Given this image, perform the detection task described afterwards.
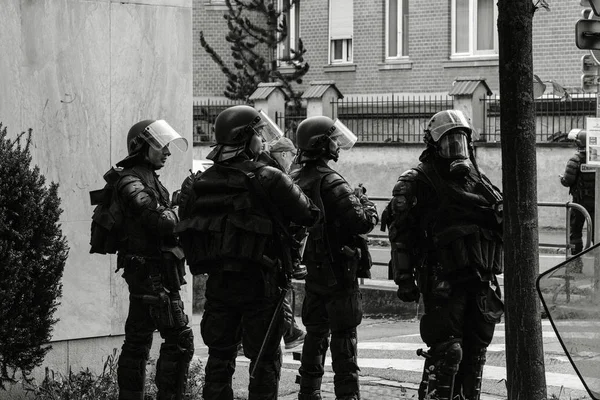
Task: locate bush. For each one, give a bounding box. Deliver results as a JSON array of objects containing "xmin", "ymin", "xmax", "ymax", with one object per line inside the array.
[
  {"xmin": 0, "ymin": 125, "xmax": 69, "ymax": 388},
  {"xmin": 24, "ymin": 349, "xmax": 204, "ymax": 400}
]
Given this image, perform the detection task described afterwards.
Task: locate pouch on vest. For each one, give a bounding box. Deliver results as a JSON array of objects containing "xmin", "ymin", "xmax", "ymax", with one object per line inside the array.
[
  {"xmin": 178, "ymin": 213, "xmax": 273, "ymax": 275},
  {"xmin": 434, "ymin": 224, "xmax": 503, "ymax": 276},
  {"xmin": 89, "ymin": 167, "xmax": 124, "ymax": 254}
]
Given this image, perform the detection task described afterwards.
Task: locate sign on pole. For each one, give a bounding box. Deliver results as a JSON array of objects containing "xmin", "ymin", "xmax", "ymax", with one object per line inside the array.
[{"xmin": 586, "ymin": 117, "xmax": 600, "ymax": 166}]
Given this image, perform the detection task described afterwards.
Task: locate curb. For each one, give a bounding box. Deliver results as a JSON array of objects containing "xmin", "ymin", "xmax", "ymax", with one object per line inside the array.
[{"xmin": 290, "ymin": 280, "xmax": 424, "ymax": 318}]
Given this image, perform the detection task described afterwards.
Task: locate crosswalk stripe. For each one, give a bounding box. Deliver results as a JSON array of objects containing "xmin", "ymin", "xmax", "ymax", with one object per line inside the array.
[
  {"xmin": 276, "ymin": 356, "xmax": 588, "ymax": 391},
  {"xmin": 357, "ymin": 342, "xmax": 506, "ymax": 352}
]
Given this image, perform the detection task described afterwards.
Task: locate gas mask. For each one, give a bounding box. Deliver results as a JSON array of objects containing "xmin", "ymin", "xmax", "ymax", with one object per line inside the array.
[{"xmin": 437, "ymin": 131, "xmax": 471, "ymax": 176}]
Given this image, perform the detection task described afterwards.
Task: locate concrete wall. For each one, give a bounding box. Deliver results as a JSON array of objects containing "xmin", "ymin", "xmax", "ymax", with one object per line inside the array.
[
  {"xmin": 194, "ymin": 142, "xmax": 576, "ymax": 230},
  {"xmin": 0, "ymin": 0, "xmax": 192, "ymax": 382}
]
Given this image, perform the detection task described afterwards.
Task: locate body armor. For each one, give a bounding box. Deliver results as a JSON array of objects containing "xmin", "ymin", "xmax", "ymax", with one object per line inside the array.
[
  {"xmin": 292, "ymin": 161, "xmax": 377, "ymax": 287},
  {"xmin": 292, "ymin": 160, "xmax": 376, "ymax": 400},
  {"xmin": 560, "ymin": 151, "xmax": 596, "ymax": 255},
  {"xmin": 386, "ymin": 157, "xmax": 503, "ymax": 400},
  {"xmin": 176, "ymin": 159, "xmax": 316, "ymax": 276},
  {"xmin": 561, "ymin": 152, "xmax": 595, "ymax": 206},
  {"xmin": 115, "ymin": 164, "xmax": 192, "ymax": 400}
]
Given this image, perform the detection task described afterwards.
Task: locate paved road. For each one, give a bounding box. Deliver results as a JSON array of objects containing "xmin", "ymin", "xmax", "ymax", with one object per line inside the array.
[{"xmin": 191, "ymin": 315, "xmax": 595, "ymax": 400}]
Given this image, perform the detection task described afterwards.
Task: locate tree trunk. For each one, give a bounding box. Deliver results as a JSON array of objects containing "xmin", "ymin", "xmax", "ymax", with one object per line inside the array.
[{"xmin": 497, "ymin": 1, "xmax": 548, "ymax": 399}]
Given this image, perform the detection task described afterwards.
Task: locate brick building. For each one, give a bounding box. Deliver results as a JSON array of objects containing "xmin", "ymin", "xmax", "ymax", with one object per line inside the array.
[{"xmin": 194, "ymin": 0, "xmax": 586, "ymax": 99}]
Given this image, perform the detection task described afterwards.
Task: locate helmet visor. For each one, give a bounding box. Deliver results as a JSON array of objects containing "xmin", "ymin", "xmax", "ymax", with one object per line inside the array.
[
  {"xmin": 254, "ymin": 110, "xmax": 284, "ymax": 143},
  {"xmin": 438, "ymin": 131, "xmax": 469, "ymax": 159},
  {"xmin": 330, "ymin": 119, "xmax": 357, "ymax": 150},
  {"xmin": 140, "ymin": 120, "xmax": 188, "ymax": 152}
]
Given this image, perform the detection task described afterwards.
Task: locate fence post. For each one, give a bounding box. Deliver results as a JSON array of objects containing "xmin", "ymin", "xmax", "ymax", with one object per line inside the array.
[
  {"xmin": 302, "ymin": 81, "xmax": 344, "ymax": 119},
  {"xmin": 448, "ymin": 77, "xmax": 493, "ymax": 141},
  {"xmin": 249, "ymin": 82, "xmax": 289, "ymax": 129}
]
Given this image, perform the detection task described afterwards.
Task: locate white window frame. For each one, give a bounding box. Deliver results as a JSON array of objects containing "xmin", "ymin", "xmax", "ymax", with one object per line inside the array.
[
  {"xmin": 385, "ymin": 0, "xmax": 408, "ymax": 59},
  {"xmin": 330, "ymin": 39, "xmax": 353, "ymax": 64},
  {"xmin": 451, "ymin": 0, "xmax": 498, "ymax": 58},
  {"xmin": 277, "ymin": 0, "xmax": 299, "ymax": 64},
  {"xmin": 329, "ymin": 0, "xmax": 353, "ymax": 64}
]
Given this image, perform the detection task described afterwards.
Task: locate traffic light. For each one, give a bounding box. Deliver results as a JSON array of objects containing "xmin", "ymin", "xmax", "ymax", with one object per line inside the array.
[
  {"xmin": 576, "ymin": 19, "xmax": 600, "ymax": 50},
  {"xmin": 582, "ymin": 54, "xmax": 600, "ymax": 73},
  {"xmin": 582, "ymin": 74, "xmax": 600, "ymax": 92}
]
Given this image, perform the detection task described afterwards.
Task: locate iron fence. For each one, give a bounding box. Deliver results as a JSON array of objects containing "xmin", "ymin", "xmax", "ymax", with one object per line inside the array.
[
  {"xmin": 193, "ymin": 99, "xmax": 246, "ymax": 144},
  {"xmin": 331, "ymin": 95, "xmax": 455, "ymax": 143},
  {"xmin": 275, "ymin": 105, "xmax": 306, "ymax": 144},
  {"xmin": 480, "ymin": 94, "xmax": 596, "ymax": 143}
]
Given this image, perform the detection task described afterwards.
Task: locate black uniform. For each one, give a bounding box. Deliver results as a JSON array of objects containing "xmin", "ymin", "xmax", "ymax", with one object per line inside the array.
[
  {"xmin": 176, "ymin": 155, "xmax": 318, "ymax": 400},
  {"xmin": 292, "ymin": 159, "xmax": 378, "ymax": 400},
  {"xmin": 560, "ymin": 150, "xmax": 595, "ymax": 255},
  {"xmin": 116, "ymin": 163, "xmax": 193, "ymax": 400},
  {"xmin": 385, "ymin": 156, "xmax": 504, "ymax": 400}
]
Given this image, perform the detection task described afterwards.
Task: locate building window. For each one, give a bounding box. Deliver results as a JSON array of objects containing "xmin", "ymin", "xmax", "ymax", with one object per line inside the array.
[
  {"xmin": 329, "ymin": 0, "xmax": 353, "ymax": 64},
  {"xmin": 386, "ymin": 0, "xmax": 409, "ymax": 59},
  {"xmin": 278, "ymin": 0, "xmax": 300, "ymax": 62},
  {"xmin": 452, "ymin": 0, "xmax": 497, "ymax": 57}
]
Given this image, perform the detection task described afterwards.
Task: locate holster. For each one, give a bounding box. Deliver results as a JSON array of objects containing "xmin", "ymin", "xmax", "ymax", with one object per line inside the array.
[{"xmin": 340, "ymin": 245, "xmax": 360, "ymax": 283}]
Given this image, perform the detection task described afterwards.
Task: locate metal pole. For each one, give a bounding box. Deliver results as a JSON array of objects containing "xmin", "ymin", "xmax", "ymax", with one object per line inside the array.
[{"xmin": 594, "ymin": 84, "xmax": 600, "ymax": 300}]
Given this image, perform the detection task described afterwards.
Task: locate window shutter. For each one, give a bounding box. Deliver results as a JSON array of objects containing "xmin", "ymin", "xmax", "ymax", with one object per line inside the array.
[{"xmin": 329, "ymin": 0, "xmax": 353, "ymax": 39}]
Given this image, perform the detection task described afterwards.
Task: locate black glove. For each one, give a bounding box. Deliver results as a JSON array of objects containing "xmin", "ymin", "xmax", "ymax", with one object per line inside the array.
[{"xmin": 396, "ymin": 278, "xmax": 420, "ymax": 303}]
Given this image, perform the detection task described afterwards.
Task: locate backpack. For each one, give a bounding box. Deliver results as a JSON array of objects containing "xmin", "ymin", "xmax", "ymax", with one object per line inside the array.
[{"xmin": 89, "ymin": 167, "xmax": 125, "ymax": 254}]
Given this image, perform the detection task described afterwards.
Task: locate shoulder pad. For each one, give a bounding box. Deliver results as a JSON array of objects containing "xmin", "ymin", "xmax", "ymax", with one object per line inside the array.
[
  {"xmin": 323, "ymin": 172, "xmax": 353, "ymax": 199},
  {"xmin": 397, "ymin": 169, "xmax": 419, "ymax": 182},
  {"xmin": 118, "ymin": 175, "xmax": 155, "ymax": 209},
  {"xmin": 118, "ymin": 175, "xmax": 144, "ymax": 194},
  {"xmin": 256, "ymin": 165, "xmax": 288, "ymax": 185}
]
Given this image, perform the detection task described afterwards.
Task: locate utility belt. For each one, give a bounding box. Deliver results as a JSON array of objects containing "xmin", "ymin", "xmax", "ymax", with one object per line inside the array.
[
  {"xmin": 118, "ymin": 249, "xmax": 186, "ymax": 290},
  {"xmin": 305, "ymin": 243, "xmax": 367, "ymax": 288},
  {"xmin": 430, "ymin": 224, "xmax": 503, "ymax": 278},
  {"xmin": 121, "ymin": 253, "xmax": 189, "ymax": 330}
]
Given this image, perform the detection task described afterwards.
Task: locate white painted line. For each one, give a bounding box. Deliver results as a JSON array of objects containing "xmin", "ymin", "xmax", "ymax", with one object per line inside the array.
[
  {"xmin": 357, "ymin": 342, "xmax": 506, "ymax": 353},
  {"xmin": 277, "ymin": 356, "xmax": 587, "ymax": 391}
]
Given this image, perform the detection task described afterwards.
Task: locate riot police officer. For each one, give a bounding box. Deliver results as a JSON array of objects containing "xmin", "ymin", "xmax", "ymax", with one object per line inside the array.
[
  {"xmin": 560, "ymin": 129, "xmax": 595, "ymax": 259},
  {"xmin": 176, "ymin": 105, "xmax": 319, "ymax": 400},
  {"xmin": 382, "ymin": 110, "xmax": 504, "ymax": 400},
  {"xmin": 291, "ymin": 116, "xmax": 378, "ymax": 400},
  {"xmin": 114, "ymin": 120, "xmax": 193, "ymax": 400},
  {"xmin": 258, "ymin": 136, "xmax": 307, "ymax": 350}
]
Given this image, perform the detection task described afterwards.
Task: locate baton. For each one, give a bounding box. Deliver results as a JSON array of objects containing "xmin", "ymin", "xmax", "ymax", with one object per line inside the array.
[{"xmin": 250, "ymin": 286, "xmax": 289, "ymax": 379}]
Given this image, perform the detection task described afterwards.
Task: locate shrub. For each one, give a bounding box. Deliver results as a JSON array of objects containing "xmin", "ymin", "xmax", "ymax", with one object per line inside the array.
[
  {"xmin": 24, "ymin": 349, "xmax": 204, "ymax": 399},
  {"xmin": 0, "ymin": 125, "xmax": 69, "ymax": 388}
]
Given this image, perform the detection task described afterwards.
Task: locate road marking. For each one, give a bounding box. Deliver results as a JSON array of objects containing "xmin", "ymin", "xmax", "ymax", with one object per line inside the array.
[{"xmin": 276, "ymin": 356, "xmax": 587, "ymax": 391}]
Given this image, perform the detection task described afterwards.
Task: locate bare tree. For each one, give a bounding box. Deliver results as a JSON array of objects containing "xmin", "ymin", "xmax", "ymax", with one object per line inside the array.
[
  {"xmin": 200, "ymin": 0, "xmax": 309, "ymax": 103},
  {"xmin": 497, "ymin": 0, "xmax": 549, "ymax": 398}
]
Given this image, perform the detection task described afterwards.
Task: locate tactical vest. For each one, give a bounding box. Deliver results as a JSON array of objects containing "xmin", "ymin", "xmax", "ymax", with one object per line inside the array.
[
  {"xmin": 573, "ymin": 153, "xmax": 595, "ymax": 207},
  {"xmin": 415, "ymin": 163, "xmax": 504, "ymax": 278},
  {"xmin": 176, "ymin": 161, "xmax": 276, "ymax": 275},
  {"xmin": 293, "ymin": 164, "xmax": 351, "ymax": 287}
]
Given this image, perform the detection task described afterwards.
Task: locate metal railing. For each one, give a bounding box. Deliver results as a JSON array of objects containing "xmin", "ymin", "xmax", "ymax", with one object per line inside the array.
[
  {"xmin": 331, "ymin": 95, "xmax": 454, "ymax": 143},
  {"xmin": 480, "ymin": 94, "xmax": 596, "ymax": 143},
  {"xmin": 366, "ymin": 198, "xmax": 593, "ymax": 272},
  {"xmin": 275, "ymin": 106, "xmax": 306, "ymax": 143},
  {"xmin": 193, "ymin": 99, "xmax": 246, "ymax": 144}
]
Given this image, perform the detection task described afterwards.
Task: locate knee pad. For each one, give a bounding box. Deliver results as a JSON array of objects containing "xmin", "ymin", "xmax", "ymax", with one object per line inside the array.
[
  {"xmin": 176, "ymin": 327, "xmax": 195, "ymax": 362},
  {"xmin": 430, "ymin": 338, "xmax": 463, "ymax": 376},
  {"xmin": 330, "ymin": 329, "xmax": 358, "ymax": 373},
  {"xmin": 117, "ymin": 352, "xmax": 147, "ymax": 393},
  {"xmin": 418, "ymin": 339, "xmax": 462, "ymax": 400}
]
